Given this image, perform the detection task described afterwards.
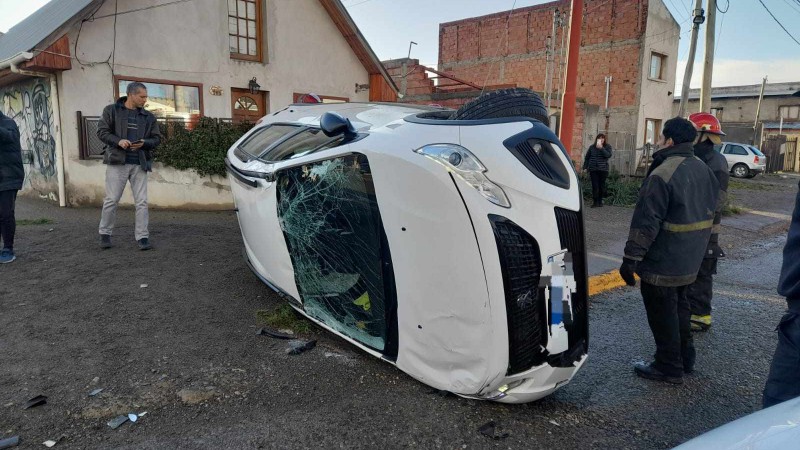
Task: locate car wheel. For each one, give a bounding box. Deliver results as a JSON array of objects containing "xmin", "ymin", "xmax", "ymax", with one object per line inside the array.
[
  {"xmin": 732, "ymin": 164, "xmax": 749, "ymax": 178},
  {"xmin": 449, "ymin": 88, "xmax": 549, "ymax": 126}
]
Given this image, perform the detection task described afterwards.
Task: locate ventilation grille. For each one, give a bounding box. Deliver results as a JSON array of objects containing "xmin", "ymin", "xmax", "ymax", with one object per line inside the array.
[{"xmin": 490, "ymin": 215, "xmax": 548, "ymax": 374}]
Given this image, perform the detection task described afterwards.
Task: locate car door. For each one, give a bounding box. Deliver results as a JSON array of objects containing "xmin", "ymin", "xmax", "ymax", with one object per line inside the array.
[{"xmin": 722, "ymin": 144, "xmax": 748, "ymax": 169}]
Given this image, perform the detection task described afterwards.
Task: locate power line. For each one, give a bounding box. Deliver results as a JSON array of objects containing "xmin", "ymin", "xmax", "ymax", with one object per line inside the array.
[
  {"xmin": 91, "ymin": 0, "xmax": 194, "ymax": 20},
  {"xmin": 716, "ymin": 0, "xmax": 730, "ymax": 13},
  {"xmin": 781, "ymin": 0, "xmax": 800, "ymax": 15},
  {"xmin": 758, "ymin": 0, "xmax": 800, "ymax": 46}
]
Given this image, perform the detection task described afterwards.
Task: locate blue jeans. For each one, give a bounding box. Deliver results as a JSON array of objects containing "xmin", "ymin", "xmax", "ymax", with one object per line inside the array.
[{"xmin": 763, "ymin": 310, "xmax": 800, "ymax": 408}]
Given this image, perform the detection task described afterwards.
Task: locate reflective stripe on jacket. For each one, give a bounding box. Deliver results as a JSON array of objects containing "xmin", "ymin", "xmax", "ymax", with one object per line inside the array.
[{"xmin": 624, "ymin": 142, "xmax": 719, "ymax": 286}]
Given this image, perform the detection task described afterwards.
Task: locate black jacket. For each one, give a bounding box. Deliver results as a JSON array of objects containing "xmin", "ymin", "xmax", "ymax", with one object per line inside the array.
[
  {"xmin": 624, "ymin": 142, "xmax": 719, "ymax": 286},
  {"xmin": 780, "ymin": 181, "xmax": 800, "ymax": 311},
  {"xmin": 583, "ymin": 144, "xmax": 612, "ymax": 172},
  {"xmin": 97, "ymin": 97, "xmax": 162, "ymax": 170},
  {"xmin": 0, "ymin": 111, "xmax": 24, "ymax": 192},
  {"xmin": 694, "ymin": 140, "xmax": 730, "ymax": 258}
]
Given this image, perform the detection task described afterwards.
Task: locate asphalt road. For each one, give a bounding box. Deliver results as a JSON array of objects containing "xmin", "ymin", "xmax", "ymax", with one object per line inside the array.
[{"xmin": 0, "ymin": 189, "xmax": 792, "ymax": 449}]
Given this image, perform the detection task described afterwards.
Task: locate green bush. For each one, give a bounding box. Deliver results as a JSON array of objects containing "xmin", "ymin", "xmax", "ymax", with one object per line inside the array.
[
  {"xmin": 155, "ymin": 117, "xmax": 254, "ymax": 177},
  {"xmin": 580, "ymin": 171, "xmax": 641, "ymax": 207}
]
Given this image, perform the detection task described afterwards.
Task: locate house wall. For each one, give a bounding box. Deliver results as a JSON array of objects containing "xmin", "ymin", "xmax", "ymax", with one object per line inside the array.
[
  {"xmin": 0, "ymin": 77, "xmax": 59, "ymax": 199},
  {"xmin": 423, "ymin": 0, "xmax": 678, "ymax": 156},
  {"xmin": 673, "ymin": 96, "xmax": 800, "ymax": 123},
  {"xmin": 53, "ymin": 0, "xmax": 370, "ymax": 208},
  {"xmin": 636, "ymin": 0, "xmax": 679, "ymax": 147}
]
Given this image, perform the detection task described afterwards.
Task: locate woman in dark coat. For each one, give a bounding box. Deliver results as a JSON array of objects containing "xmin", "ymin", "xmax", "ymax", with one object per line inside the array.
[
  {"xmin": 583, "ymin": 133, "xmax": 613, "ymax": 207},
  {"xmin": 0, "ymin": 110, "xmax": 24, "ymax": 263}
]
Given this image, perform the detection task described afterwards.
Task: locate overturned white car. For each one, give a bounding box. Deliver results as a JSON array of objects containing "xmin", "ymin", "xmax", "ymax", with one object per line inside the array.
[{"xmin": 226, "ymin": 89, "xmax": 588, "ymax": 403}]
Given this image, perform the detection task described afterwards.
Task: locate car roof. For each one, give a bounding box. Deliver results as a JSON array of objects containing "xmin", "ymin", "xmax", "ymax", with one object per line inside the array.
[{"xmin": 261, "ymin": 102, "xmax": 451, "ymax": 131}]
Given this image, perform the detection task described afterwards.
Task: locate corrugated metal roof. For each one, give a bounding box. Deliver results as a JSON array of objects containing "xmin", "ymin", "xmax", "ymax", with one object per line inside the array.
[
  {"xmin": 764, "ymin": 122, "xmax": 800, "ymax": 130},
  {"xmin": 674, "ymin": 82, "xmax": 800, "ymax": 101},
  {"xmin": 0, "ymin": 0, "xmax": 95, "ymax": 62}
]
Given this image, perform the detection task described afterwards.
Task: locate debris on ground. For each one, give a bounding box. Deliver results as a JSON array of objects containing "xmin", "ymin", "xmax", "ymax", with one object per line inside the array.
[
  {"xmin": 42, "ymin": 436, "xmax": 64, "ymax": 448},
  {"xmin": 91, "ymin": 377, "xmax": 100, "ymax": 385},
  {"xmin": 88, "ymin": 388, "xmax": 103, "ymax": 397},
  {"xmin": 0, "ymin": 436, "xmax": 20, "ymax": 449},
  {"xmin": 140, "ymin": 284, "xmax": 148, "ymax": 288},
  {"xmin": 285, "ymin": 339, "xmax": 316, "ymax": 355},
  {"xmin": 478, "ymin": 421, "xmax": 509, "ymax": 440},
  {"xmin": 107, "ymin": 415, "xmax": 129, "ymax": 429},
  {"xmin": 22, "ymin": 395, "xmax": 47, "ymax": 409},
  {"xmin": 128, "ymin": 413, "xmax": 138, "ymax": 423},
  {"xmin": 256, "ymin": 326, "xmax": 294, "ymax": 339},
  {"xmin": 549, "ymin": 420, "xmax": 560, "ymax": 427}
]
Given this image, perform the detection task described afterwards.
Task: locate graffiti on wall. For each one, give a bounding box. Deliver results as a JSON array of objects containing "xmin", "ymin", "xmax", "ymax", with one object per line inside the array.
[{"xmin": 0, "ymin": 78, "xmax": 57, "ymax": 186}]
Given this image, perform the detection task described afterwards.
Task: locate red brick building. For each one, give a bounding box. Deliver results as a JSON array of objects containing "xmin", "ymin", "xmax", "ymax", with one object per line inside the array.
[{"xmin": 385, "ymin": 0, "xmax": 679, "ymax": 163}]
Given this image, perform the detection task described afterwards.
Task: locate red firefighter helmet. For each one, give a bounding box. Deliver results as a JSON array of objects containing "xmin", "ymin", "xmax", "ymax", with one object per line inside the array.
[{"xmin": 688, "ymin": 112, "xmax": 726, "ymax": 136}]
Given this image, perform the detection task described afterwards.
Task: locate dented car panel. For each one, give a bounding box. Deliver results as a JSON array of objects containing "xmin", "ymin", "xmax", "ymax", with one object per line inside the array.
[{"xmin": 226, "ymin": 102, "xmax": 588, "ymax": 403}]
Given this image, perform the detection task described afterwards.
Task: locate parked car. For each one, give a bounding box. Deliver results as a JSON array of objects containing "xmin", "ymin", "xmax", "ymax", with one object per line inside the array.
[
  {"xmin": 225, "ymin": 89, "xmax": 588, "ymax": 403},
  {"xmin": 674, "ymin": 396, "xmax": 800, "ymax": 449},
  {"xmin": 715, "ymin": 142, "xmax": 767, "ymax": 178}
]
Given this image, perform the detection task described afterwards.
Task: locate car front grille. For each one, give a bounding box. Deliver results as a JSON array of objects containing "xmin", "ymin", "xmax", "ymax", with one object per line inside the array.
[
  {"xmin": 553, "ymin": 207, "xmax": 588, "ymax": 359},
  {"xmin": 489, "ymin": 215, "xmax": 548, "ymax": 375}
]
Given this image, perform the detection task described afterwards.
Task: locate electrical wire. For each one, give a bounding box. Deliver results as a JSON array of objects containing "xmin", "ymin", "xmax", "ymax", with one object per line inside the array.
[
  {"xmin": 758, "ymin": 0, "xmax": 800, "ymax": 46},
  {"xmin": 111, "ymin": 0, "xmax": 118, "ymax": 76},
  {"xmin": 479, "ymin": 0, "xmax": 518, "ymax": 96},
  {"xmin": 781, "ymin": 0, "xmax": 800, "ymax": 15},
  {"xmin": 90, "ymin": 0, "xmax": 195, "ymax": 20},
  {"xmin": 716, "ymin": 0, "xmax": 730, "ymax": 13}
]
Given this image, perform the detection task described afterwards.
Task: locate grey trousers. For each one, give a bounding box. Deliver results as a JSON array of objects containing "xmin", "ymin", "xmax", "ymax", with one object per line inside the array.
[{"xmin": 99, "ymin": 164, "xmax": 149, "ymax": 240}]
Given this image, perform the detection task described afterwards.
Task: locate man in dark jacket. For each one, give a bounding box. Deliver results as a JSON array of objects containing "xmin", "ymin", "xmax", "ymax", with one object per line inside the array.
[
  {"xmin": 619, "ymin": 117, "xmax": 719, "ymax": 384},
  {"xmin": 97, "ymin": 82, "xmax": 161, "ymax": 250},
  {"xmin": 763, "ymin": 181, "xmax": 800, "ymax": 408},
  {"xmin": 0, "ymin": 110, "xmax": 24, "ymax": 264},
  {"xmin": 687, "ymin": 113, "xmax": 730, "ymax": 331}
]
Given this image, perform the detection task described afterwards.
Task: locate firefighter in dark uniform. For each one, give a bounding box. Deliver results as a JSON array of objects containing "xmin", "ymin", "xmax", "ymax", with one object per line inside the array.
[
  {"xmin": 686, "ymin": 113, "xmax": 730, "ymax": 332},
  {"xmin": 763, "ymin": 181, "xmax": 800, "ymax": 407},
  {"xmin": 619, "ymin": 117, "xmax": 719, "ymax": 384}
]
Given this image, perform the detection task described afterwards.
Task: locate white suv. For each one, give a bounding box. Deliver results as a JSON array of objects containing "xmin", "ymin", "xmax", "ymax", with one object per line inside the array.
[
  {"xmin": 715, "ymin": 142, "xmax": 767, "ymax": 178},
  {"xmin": 225, "ymin": 89, "xmax": 588, "ymax": 403}
]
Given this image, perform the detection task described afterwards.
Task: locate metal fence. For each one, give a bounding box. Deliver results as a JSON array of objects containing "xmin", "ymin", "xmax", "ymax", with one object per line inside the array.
[{"xmin": 78, "ymin": 112, "xmax": 231, "ymax": 160}]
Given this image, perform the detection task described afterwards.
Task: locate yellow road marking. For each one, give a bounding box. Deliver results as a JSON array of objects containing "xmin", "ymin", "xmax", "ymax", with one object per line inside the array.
[{"xmin": 588, "ymin": 270, "xmax": 638, "ymax": 296}]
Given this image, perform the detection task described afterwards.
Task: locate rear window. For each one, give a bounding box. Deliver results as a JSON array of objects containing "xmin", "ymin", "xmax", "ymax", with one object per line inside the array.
[
  {"xmin": 237, "ymin": 124, "xmax": 299, "ymax": 159},
  {"xmin": 750, "ymin": 147, "xmax": 765, "ymax": 157}
]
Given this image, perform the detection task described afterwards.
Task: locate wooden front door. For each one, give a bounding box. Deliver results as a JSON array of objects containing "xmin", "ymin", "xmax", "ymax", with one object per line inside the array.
[{"xmin": 231, "ymin": 88, "xmax": 268, "ymax": 123}]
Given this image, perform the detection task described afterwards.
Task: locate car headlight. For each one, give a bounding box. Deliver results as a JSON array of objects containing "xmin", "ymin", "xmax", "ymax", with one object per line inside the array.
[{"xmin": 414, "ymin": 144, "xmax": 511, "ymax": 208}]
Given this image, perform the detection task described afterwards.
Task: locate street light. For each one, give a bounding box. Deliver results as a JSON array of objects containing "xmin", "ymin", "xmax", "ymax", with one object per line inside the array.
[{"xmin": 248, "ymin": 77, "xmax": 260, "ymax": 94}]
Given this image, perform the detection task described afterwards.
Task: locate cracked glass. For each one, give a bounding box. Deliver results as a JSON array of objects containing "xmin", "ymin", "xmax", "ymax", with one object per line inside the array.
[{"xmin": 276, "ymin": 154, "xmax": 391, "ymax": 350}]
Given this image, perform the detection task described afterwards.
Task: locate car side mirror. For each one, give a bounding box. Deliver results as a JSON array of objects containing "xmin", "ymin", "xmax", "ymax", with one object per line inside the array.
[{"xmin": 320, "ymin": 112, "xmax": 358, "ymax": 141}]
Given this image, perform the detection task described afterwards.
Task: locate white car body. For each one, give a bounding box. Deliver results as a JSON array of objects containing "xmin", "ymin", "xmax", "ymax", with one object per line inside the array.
[
  {"xmin": 675, "ymin": 397, "xmax": 800, "ymax": 449},
  {"xmin": 225, "ymin": 102, "xmax": 588, "ymax": 403},
  {"xmin": 716, "ymin": 142, "xmax": 767, "ymax": 178}
]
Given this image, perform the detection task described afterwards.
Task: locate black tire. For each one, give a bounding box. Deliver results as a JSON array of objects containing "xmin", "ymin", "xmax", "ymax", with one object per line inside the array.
[
  {"xmin": 732, "ymin": 163, "xmax": 749, "ymax": 178},
  {"xmin": 450, "ymin": 88, "xmax": 549, "ymax": 126}
]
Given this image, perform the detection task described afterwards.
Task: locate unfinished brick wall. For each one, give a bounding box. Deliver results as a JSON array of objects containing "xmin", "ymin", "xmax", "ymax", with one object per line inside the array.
[{"xmin": 438, "ymin": 0, "xmax": 648, "ymax": 109}]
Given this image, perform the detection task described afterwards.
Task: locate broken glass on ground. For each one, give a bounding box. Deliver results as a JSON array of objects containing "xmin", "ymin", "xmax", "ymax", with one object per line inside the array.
[
  {"xmin": 478, "ymin": 421, "xmax": 510, "ymax": 440},
  {"xmin": 0, "ymin": 436, "xmax": 19, "ymax": 449},
  {"xmin": 22, "ymin": 395, "xmax": 46, "ymax": 409},
  {"xmin": 276, "ymin": 154, "xmax": 393, "ymax": 351},
  {"xmin": 286, "ymin": 339, "xmax": 316, "ymax": 355},
  {"xmin": 256, "ymin": 327, "xmax": 294, "ymax": 339},
  {"xmin": 107, "ymin": 415, "xmax": 129, "ymax": 429},
  {"xmin": 88, "ymin": 389, "xmax": 103, "ymax": 397}
]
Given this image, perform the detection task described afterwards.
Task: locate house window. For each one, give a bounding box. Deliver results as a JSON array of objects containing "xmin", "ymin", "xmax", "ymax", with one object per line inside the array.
[
  {"xmin": 644, "ymin": 118, "xmax": 662, "ymax": 146},
  {"xmin": 228, "ymin": 0, "xmax": 262, "ymax": 61},
  {"xmin": 710, "ymin": 107, "xmax": 723, "ymax": 121},
  {"xmin": 649, "ymin": 52, "xmax": 666, "ymax": 81},
  {"xmin": 116, "ymin": 76, "xmax": 202, "ymax": 119},
  {"xmin": 293, "ymin": 93, "xmax": 349, "ymax": 104},
  {"xmin": 780, "ymin": 105, "xmax": 800, "ymax": 120}
]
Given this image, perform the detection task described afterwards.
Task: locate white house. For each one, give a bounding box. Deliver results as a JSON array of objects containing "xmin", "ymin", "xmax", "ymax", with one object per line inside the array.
[{"xmin": 0, "ymin": 0, "xmax": 397, "ymax": 208}]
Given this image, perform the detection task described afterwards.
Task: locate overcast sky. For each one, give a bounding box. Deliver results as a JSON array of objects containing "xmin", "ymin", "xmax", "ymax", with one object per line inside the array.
[{"xmin": 1, "ymin": 0, "xmax": 799, "ymax": 89}]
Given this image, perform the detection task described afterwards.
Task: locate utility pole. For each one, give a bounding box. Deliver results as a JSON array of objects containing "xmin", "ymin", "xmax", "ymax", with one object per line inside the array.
[
  {"xmin": 678, "ymin": 0, "xmax": 705, "ymax": 117},
  {"xmin": 753, "ymin": 76, "xmax": 767, "ymax": 145},
  {"xmin": 699, "ymin": 0, "xmax": 716, "ymax": 112},
  {"xmin": 559, "ymin": 0, "xmax": 584, "ymax": 156}
]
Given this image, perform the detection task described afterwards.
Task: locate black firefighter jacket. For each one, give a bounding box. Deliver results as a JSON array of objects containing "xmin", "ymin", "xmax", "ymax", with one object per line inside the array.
[
  {"xmin": 624, "ymin": 142, "xmax": 719, "ymax": 286},
  {"xmin": 0, "ymin": 111, "xmax": 24, "ymax": 192},
  {"xmin": 97, "ymin": 96, "xmax": 162, "ymax": 170},
  {"xmin": 694, "ymin": 140, "xmax": 730, "ymax": 258}
]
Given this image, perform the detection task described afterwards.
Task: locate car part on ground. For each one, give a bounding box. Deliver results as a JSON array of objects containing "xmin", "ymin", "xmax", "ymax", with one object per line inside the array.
[
  {"xmin": 449, "ymin": 88, "xmax": 550, "ymax": 126},
  {"xmin": 226, "ymin": 99, "xmax": 587, "ymax": 403}
]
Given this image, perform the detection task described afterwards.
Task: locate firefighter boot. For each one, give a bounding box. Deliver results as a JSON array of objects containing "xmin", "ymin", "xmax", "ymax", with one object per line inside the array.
[{"xmin": 690, "ymin": 314, "xmax": 712, "ymax": 332}]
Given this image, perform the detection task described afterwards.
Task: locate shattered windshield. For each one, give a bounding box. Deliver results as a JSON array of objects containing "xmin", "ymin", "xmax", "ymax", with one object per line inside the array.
[
  {"xmin": 276, "ymin": 154, "xmax": 394, "ymax": 351},
  {"xmin": 237, "ymin": 124, "xmax": 299, "ymax": 159}
]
